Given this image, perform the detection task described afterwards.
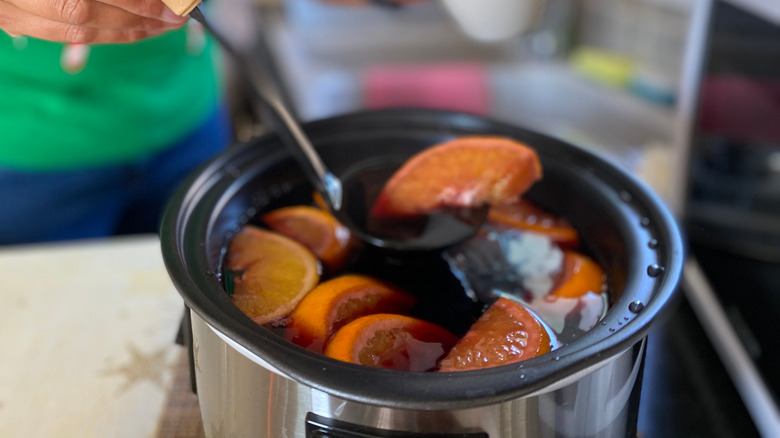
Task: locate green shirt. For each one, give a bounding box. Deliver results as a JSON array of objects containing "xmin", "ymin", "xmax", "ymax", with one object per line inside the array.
[{"xmin": 0, "ymin": 25, "xmax": 223, "ymax": 171}]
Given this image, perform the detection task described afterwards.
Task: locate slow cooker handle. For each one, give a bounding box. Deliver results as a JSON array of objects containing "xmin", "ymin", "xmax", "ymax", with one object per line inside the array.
[
  {"xmin": 174, "ymin": 306, "xmax": 197, "ymax": 394},
  {"xmin": 305, "ymin": 413, "xmax": 489, "ymax": 437}
]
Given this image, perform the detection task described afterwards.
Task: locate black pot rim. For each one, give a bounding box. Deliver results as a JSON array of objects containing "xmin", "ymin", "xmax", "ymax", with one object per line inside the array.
[{"xmin": 160, "ymin": 108, "xmax": 684, "ymax": 410}]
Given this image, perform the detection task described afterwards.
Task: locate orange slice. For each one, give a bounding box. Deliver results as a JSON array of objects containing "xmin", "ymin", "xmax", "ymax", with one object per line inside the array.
[
  {"xmin": 312, "ymin": 190, "xmax": 329, "ymax": 211},
  {"xmin": 488, "ymin": 198, "xmax": 580, "ymax": 248},
  {"xmin": 288, "ymin": 274, "xmax": 417, "ymax": 352},
  {"xmin": 438, "ymin": 297, "xmax": 551, "ymax": 372},
  {"xmin": 325, "ymin": 314, "xmax": 458, "ymax": 371},
  {"xmin": 370, "ymin": 136, "xmax": 542, "ymax": 217},
  {"xmin": 225, "ymin": 226, "xmax": 320, "ymax": 325},
  {"xmin": 551, "ymin": 251, "xmax": 606, "ymax": 298},
  {"xmin": 261, "ymin": 205, "xmax": 356, "ymax": 270}
]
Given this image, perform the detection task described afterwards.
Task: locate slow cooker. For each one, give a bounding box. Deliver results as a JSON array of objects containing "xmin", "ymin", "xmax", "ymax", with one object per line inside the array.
[{"xmin": 160, "ymin": 109, "xmax": 684, "ymax": 438}]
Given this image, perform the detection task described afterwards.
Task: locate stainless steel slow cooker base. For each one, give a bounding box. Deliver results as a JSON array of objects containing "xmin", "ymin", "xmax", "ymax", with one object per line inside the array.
[{"xmin": 192, "ymin": 313, "xmax": 645, "ymax": 438}]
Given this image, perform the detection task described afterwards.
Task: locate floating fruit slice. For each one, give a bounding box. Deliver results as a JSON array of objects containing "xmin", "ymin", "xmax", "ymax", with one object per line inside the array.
[
  {"xmin": 438, "ymin": 297, "xmax": 551, "ymax": 372},
  {"xmin": 325, "ymin": 314, "xmax": 458, "ymax": 372},
  {"xmin": 225, "ymin": 226, "xmax": 320, "ymax": 325},
  {"xmin": 287, "ymin": 274, "xmax": 417, "ymax": 352},
  {"xmin": 488, "ymin": 198, "xmax": 580, "ymax": 248},
  {"xmin": 261, "ymin": 205, "xmax": 356, "ymax": 270},
  {"xmin": 312, "ymin": 190, "xmax": 329, "ymax": 211},
  {"xmin": 551, "ymin": 251, "xmax": 606, "ymax": 299},
  {"xmin": 370, "ymin": 136, "xmax": 542, "ymax": 217}
]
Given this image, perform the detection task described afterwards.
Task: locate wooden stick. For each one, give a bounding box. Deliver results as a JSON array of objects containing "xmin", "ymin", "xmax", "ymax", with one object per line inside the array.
[{"xmin": 162, "ymin": 0, "xmax": 201, "ymax": 16}]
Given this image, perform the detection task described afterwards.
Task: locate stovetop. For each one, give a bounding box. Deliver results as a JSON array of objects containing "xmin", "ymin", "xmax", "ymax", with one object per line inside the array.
[
  {"xmin": 638, "ymin": 297, "xmax": 760, "ymax": 437},
  {"xmin": 637, "ymin": 244, "xmax": 780, "ymax": 437}
]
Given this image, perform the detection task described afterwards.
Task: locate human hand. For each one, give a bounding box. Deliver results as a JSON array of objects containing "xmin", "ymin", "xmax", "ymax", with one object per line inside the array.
[{"xmin": 0, "ymin": 0, "xmax": 189, "ymax": 43}]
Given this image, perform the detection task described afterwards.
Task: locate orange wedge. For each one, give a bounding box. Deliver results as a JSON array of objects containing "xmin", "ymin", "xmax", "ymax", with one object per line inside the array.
[
  {"xmin": 288, "ymin": 274, "xmax": 416, "ymax": 352},
  {"xmin": 438, "ymin": 297, "xmax": 551, "ymax": 372},
  {"xmin": 261, "ymin": 205, "xmax": 356, "ymax": 271},
  {"xmin": 325, "ymin": 314, "xmax": 458, "ymax": 371},
  {"xmin": 370, "ymin": 136, "xmax": 542, "ymax": 217},
  {"xmin": 488, "ymin": 198, "xmax": 580, "ymax": 248},
  {"xmin": 225, "ymin": 226, "xmax": 320, "ymax": 325},
  {"xmin": 551, "ymin": 251, "xmax": 606, "ymax": 299},
  {"xmin": 312, "ymin": 190, "xmax": 329, "ymax": 211}
]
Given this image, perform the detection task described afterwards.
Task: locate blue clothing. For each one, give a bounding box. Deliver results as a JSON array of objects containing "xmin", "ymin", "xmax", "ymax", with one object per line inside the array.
[{"xmin": 0, "ymin": 104, "xmax": 231, "ymax": 245}]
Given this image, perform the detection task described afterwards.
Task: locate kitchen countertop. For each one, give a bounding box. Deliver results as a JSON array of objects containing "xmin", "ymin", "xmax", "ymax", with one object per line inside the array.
[
  {"xmin": 0, "ymin": 235, "xmax": 184, "ymax": 438},
  {"xmin": 0, "ymin": 234, "xmax": 767, "ymax": 437}
]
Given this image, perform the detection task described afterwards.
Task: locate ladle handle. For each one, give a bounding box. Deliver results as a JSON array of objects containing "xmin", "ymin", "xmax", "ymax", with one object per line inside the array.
[{"xmin": 184, "ymin": 6, "xmax": 343, "ymax": 211}]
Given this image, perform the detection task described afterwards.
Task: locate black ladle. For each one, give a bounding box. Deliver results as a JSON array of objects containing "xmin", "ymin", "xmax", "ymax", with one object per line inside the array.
[{"xmin": 189, "ymin": 7, "xmax": 487, "ymax": 252}]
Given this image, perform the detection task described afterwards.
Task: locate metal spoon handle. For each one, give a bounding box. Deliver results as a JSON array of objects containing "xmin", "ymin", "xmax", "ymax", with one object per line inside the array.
[{"xmin": 189, "ymin": 7, "xmax": 343, "ymax": 210}]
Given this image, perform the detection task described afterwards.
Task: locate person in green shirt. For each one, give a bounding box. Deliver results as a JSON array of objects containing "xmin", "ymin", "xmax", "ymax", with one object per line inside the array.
[
  {"xmin": 0, "ymin": 0, "xmax": 230, "ymax": 245},
  {"xmin": 0, "ymin": 0, "xmax": 423, "ymax": 245}
]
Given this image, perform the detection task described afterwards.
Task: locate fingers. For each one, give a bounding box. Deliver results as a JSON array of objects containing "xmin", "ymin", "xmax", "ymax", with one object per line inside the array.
[
  {"xmin": 0, "ymin": 0, "xmax": 179, "ymax": 43},
  {"xmin": 5, "ymin": 0, "xmax": 187, "ymax": 27},
  {"xmin": 92, "ymin": 0, "xmax": 183, "ymax": 20},
  {"xmin": 0, "ymin": 0, "xmax": 188, "ymax": 43}
]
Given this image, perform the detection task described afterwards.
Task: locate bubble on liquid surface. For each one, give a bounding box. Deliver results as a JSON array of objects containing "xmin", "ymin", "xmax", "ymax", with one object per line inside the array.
[
  {"xmin": 252, "ymin": 194, "xmax": 270, "ymax": 206},
  {"xmin": 620, "ymin": 191, "xmax": 633, "ymax": 202},
  {"xmin": 648, "ymin": 239, "xmax": 659, "ymax": 249},
  {"xmin": 647, "ymin": 264, "xmax": 664, "ymax": 277},
  {"xmin": 269, "ymin": 185, "xmax": 283, "ymax": 197},
  {"xmin": 629, "ymin": 301, "xmax": 645, "ymax": 313},
  {"xmin": 640, "ymin": 217, "xmax": 651, "ymax": 227}
]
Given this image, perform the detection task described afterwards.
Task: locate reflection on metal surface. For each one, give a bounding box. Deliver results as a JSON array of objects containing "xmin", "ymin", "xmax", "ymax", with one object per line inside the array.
[
  {"xmin": 538, "ymin": 341, "xmax": 644, "ymax": 436},
  {"xmin": 191, "ymin": 314, "xmax": 644, "ymax": 437}
]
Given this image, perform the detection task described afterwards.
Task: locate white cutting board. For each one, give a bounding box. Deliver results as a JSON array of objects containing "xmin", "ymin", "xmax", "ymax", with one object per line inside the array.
[{"xmin": 0, "ymin": 235, "xmax": 184, "ymax": 438}]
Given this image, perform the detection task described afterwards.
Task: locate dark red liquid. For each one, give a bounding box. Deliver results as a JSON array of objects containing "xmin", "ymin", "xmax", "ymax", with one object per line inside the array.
[{"xmin": 222, "ymin": 182, "xmax": 608, "ymax": 352}]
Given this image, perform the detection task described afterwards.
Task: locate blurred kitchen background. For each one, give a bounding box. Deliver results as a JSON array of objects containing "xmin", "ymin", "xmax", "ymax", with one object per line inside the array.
[
  {"xmin": 217, "ymin": 0, "xmax": 686, "ymax": 207},
  {"xmin": 207, "ymin": 0, "xmax": 780, "ymax": 436}
]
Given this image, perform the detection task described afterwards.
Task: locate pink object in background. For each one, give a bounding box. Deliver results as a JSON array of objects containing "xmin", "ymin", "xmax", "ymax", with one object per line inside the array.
[
  {"xmin": 698, "ymin": 75, "xmax": 780, "ymax": 144},
  {"xmin": 363, "ymin": 62, "xmax": 491, "ymax": 116}
]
